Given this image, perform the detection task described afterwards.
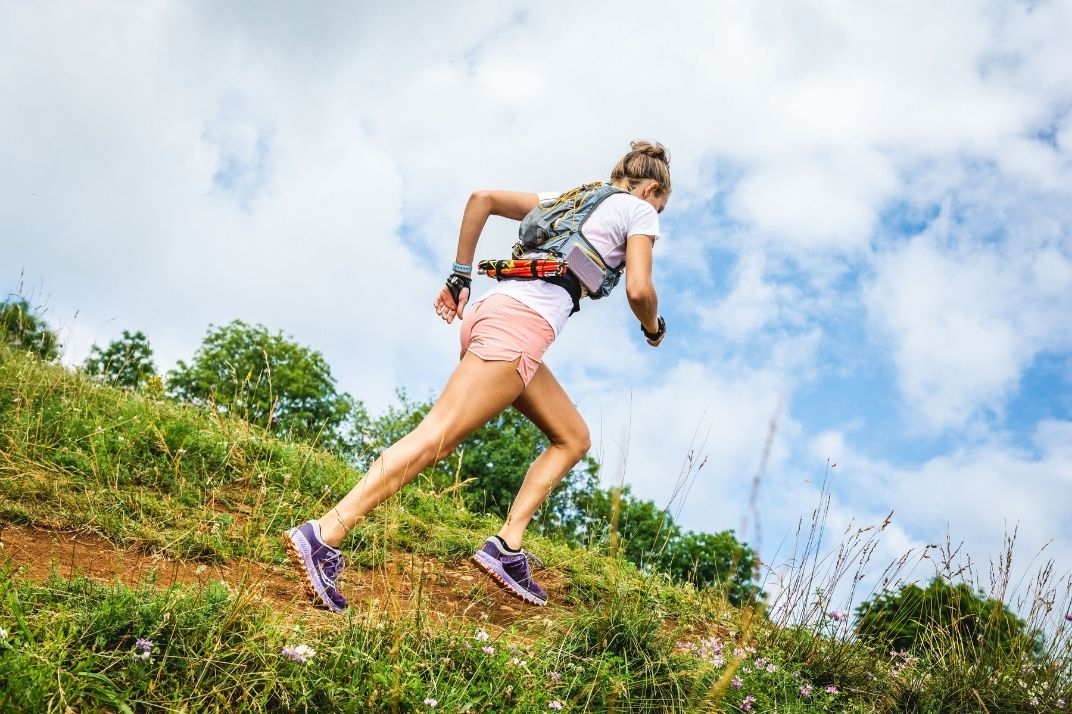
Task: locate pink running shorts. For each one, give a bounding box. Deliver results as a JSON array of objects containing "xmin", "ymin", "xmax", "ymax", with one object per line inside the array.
[{"xmin": 460, "ymin": 294, "xmax": 555, "ymax": 386}]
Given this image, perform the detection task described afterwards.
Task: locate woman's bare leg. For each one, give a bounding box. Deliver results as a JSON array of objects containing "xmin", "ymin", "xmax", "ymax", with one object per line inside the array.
[
  {"xmin": 318, "ymin": 352, "xmax": 525, "ymax": 547},
  {"xmin": 497, "ymin": 363, "xmax": 590, "ymax": 549}
]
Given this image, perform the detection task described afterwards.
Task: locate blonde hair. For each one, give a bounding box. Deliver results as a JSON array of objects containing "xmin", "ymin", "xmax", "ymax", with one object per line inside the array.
[{"xmin": 610, "ymin": 140, "xmax": 672, "ymax": 196}]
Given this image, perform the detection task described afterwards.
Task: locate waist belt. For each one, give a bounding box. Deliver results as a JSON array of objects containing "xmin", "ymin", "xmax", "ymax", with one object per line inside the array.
[{"xmin": 478, "ymin": 259, "xmax": 583, "ymax": 315}]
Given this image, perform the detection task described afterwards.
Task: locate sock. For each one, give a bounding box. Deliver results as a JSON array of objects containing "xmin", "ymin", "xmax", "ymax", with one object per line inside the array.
[
  {"xmin": 492, "ymin": 535, "xmax": 520, "ymax": 553},
  {"xmin": 310, "ymin": 520, "xmax": 326, "ymax": 544}
]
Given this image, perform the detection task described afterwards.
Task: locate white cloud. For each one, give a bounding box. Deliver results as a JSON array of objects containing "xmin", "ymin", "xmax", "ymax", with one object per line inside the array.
[
  {"xmin": 696, "ymin": 249, "xmax": 810, "ymax": 341},
  {"xmin": 563, "ymin": 355, "xmax": 801, "ymax": 537},
  {"xmin": 757, "ymin": 420, "xmax": 1072, "ymax": 616},
  {"xmin": 865, "ymin": 207, "xmax": 1072, "ymax": 431},
  {"xmin": 803, "ymin": 421, "xmax": 1072, "ymax": 596}
]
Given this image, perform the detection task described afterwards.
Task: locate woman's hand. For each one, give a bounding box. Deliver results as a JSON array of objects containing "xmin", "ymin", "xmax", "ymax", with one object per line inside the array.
[{"xmin": 435, "ymin": 274, "xmax": 470, "ymax": 324}]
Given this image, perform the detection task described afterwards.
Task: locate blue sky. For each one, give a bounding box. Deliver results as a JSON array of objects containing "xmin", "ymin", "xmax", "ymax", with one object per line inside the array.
[{"xmin": 3, "ymin": 1, "xmax": 1070, "ymax": 617}]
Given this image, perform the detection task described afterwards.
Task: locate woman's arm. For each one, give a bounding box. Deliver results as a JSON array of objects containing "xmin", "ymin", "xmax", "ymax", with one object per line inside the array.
[
  {"xmin": 435, "ymin": 190, "xmax": 540, "ymax": 324},
  {"xmin": 624, "ymin": 233, "xmax": 665, "ymax": 346},
  {"xmin": 453, "ymin": 190, "xmax": 540, "ymax": 268}
]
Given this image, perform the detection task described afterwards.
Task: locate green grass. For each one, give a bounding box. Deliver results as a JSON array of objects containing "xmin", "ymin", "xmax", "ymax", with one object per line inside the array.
[{"xmin": 1, "ymin": 344, "xmax": 1071, "ymax": 712}]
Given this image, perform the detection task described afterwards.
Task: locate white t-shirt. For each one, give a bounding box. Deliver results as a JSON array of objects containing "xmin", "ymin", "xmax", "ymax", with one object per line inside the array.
[{"xmin": 472, "ymin": 191, "xmax": 660, "ymax": 336}]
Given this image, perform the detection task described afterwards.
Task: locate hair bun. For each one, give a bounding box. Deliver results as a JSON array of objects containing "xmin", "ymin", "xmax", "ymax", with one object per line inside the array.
[{"xmin": 629, "ymin": 140, "xmax": 670, "ymax": 165}]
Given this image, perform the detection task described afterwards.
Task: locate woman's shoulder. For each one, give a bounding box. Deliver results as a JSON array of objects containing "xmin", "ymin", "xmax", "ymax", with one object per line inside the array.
[{"xmin": 598, "ymin": 192, "xmax": 659, "ymax": 224}]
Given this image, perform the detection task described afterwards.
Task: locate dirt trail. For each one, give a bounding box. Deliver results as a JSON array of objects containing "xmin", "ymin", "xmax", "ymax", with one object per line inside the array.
[{"xmin": 0, "ymin": 523, "xmax": 564, "ymax": 632}]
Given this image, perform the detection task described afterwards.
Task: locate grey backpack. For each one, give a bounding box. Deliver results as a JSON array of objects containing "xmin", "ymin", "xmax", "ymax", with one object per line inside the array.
[{"xmin": 512, "ymin": 182, "xmax": 626, "ymax": 300}]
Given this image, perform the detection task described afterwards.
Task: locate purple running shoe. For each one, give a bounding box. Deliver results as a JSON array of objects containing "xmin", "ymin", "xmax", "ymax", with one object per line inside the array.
[
  {"xmin": 472, "ymin": 537, "xmax": 547, "ymax": 606},
  {"xmin": 281, "ymin": 521, "xmax": 348, "ymax": 613}
]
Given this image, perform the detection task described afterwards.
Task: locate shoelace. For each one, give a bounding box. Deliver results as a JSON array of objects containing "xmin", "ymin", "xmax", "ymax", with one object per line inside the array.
[{"xmin": 318, "ymin": 549, "xmax": 346, "ymax": 586}]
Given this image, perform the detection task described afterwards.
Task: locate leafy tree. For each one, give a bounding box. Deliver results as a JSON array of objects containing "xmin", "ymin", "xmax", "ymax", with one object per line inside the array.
[
  {"xmin": 855, "ymin": 577, "xmax": 1040, "ymax": 656},
  {"xmin": 663, "ymin": 530, "xmax": 763, "ymax": 606},
  {"xmin": 83, "ymin": 330, "xmax": 157, "ymax": 390},
  {"xmin": 575, "ymin": 485, "xmax": 680, "ymax": 569},
  {"xmin": 0, "ymin": 297, "xmax": 60, "ymax": 361},
  {"xmin": 574, "ymin": 486, "xmax": 763, "ymax": 604},
  {"xmin": 167, "ymin": 320, "xmax": 356, "ymax": 451}
]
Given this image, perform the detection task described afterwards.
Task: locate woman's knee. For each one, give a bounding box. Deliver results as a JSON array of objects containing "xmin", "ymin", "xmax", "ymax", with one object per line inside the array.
[{"xmin": 559, "ymin": 423, "xmax": 591, "ymax": 462}]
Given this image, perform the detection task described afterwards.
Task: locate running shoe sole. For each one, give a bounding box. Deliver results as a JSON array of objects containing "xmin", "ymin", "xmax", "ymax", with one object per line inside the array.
[
  {"xmin": 471, "ymin": 550, "xmax": 547, "ymax": 606},
  {"xmin": 281, "ymin": 529, "xmax": 346, "ymax": 613}
]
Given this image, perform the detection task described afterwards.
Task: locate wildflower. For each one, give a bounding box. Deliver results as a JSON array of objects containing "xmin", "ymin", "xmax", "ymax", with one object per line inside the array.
[
  {"xmin": 281, "ymin": 644, "xmax": 316, "ymax": 664},
  {"xmin": 0, "ymin": 627, "xmax": 7, "ymax": 640},
  {"xmin": 766, "ymin": 662, "xmax": 777, "ymax": 673},
  {"xmin": 475, "ymin": 628, "xmax": 490, "ymax": 642},
  {"xmin": 423, "ymin": 698, "xmax": 438, "ymax": 708},
  {"xmin": 733, "ymin": 647, "xmax": 746, "ymax": 658},
  {"xmin": 482, "ymin": 646, "xmax": 495, "ymax": 655},
  {"xmin": 132, "ymin": 638, "xmax": 153, "ymax": 662},
  {"xmin": 1066, "ymin": 614, "xmax": 1072, "ymax": 622},
  {"xmin": 800, "ymin": 683, "xmax": 813, "ymax": 697},
  {"xmin": 509, "ymin": 656, "xmax": 526, "ymax": 667},
  {"xmin": 1056, "ymin": 698, "xmax": 1065, "ymax": 709},
  {"xmin": 549, "ymin": 700, "xmax": 564, "ymax": 710},
  {"xmin": 549, "ymin": 671, "xmax": 562, "ymax": 683},
  {"xmin": 828, "ymin": 610, "xmax": 848, "ymax": 623},
  {"xmin": 741, "ymin": 694, "xmax": 757, "ymax": 711},
  {"xmin": 826, "ymin": 685, "xmax": 838, "ymax": 694},
  {"xmin": 1030, "ymin": 697, "xmax": 1039, "ymax": 707},
  {"xmin": 711, "ymin": 654, "xmax": 725, "ymax": 668},
  {"xmin": 731, "ymin": 676, "xmax": 742, "ymax": 689}
]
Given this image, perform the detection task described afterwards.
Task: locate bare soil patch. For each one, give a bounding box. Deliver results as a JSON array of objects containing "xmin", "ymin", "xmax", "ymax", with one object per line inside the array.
[{"xmin": 0, "ymin": 523, "xmax": 565, "ymax": 633}]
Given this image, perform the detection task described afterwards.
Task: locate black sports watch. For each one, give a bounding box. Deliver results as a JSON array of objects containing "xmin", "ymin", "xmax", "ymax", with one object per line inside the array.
[
  {"xmin": 445, "ymin": 274, "xmax": 471, "ymax": 304},
  {"xmin": 641, "ymin": 316, "xmax": 666, "ymax": 342}
]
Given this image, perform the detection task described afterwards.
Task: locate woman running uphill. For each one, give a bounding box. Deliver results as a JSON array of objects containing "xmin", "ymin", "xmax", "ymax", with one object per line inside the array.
[{"xmin": 283, "ymin": 140, "xmax": 671, "ymax": 612}]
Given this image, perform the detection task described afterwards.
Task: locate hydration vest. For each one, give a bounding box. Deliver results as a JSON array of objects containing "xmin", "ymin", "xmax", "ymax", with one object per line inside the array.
[{"xmin": 512, "ymin": 182, "xmax": 627, "ymax": 308}]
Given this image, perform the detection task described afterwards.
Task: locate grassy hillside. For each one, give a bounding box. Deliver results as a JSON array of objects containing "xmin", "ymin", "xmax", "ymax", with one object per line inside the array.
[{"xmin": 1, "ymin": 344, "xmax": 1070, "ymax": 712}]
